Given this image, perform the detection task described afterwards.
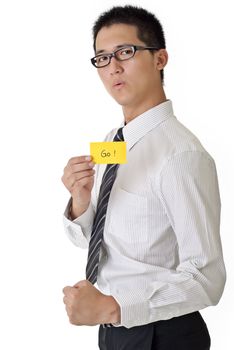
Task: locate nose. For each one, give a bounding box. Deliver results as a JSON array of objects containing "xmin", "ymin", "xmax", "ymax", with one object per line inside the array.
[{"xmin": 109, "ymin": 56, "xmax": 123, "ymax": 75}]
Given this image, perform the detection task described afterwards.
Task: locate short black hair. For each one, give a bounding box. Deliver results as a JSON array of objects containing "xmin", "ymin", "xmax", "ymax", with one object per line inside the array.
[{"xmin": 92, "ymin": 5, "xmax": 166, "ymax": 83}]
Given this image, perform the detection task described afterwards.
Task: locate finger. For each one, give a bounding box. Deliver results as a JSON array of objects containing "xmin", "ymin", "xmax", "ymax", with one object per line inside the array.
[
  {"xmin": 63, "ymin": 169, "xmax": 94, "ymax": 190},
  {"xmin": 73, "ymin": 280, "xmax": 90, "ymax": 288},
  {"xmin": 70, "ymin": 173, "xmax": 94, "ymax": 192},
  {"xmin": 63, "ymin": 166, "xmax": 95, "ymax": 187},
  {"xmin": 73, "ymin": 280, "xmax": 82, "ymax": 288},
  {"xmin": 70, "ymin": 161, "xmax": 96, "ymax": 173},
  {"xmin": 68, "ymin": 155, "xmax": 92, "ymax": 166},
  {"xmin": 64, "ymin": 162, "xmax": 94, "ymax": 179},
  {"xmin": 70, "ymin": 169, "xmax": 95, "ymax": 184},
  {"xmin": 62, "ymin": 163, "xmax": 90, "ymax": 182},
  {"xmin": 63, "ymin": 286, "xmax": 73, "ymax": 295},
  {"xmin": 65, "ymin": 304, "xmax": 72, "ymax": 317}
]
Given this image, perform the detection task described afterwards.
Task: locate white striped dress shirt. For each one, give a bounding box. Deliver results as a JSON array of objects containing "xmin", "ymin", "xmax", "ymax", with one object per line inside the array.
[{"xmin": 63, "ymin": 100, "xmax": 226, "ymax": 329}]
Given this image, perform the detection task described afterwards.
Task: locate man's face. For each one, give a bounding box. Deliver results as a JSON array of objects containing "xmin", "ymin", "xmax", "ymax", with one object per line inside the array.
[{"xmin": 95, "ymin": 24, "xmax": 165, "ymax": 112}]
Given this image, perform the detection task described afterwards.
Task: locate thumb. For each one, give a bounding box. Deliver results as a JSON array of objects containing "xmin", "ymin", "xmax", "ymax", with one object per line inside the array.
[{"xmin": 73, "ymin": 280, "xmax": 91, "ymax": 288}]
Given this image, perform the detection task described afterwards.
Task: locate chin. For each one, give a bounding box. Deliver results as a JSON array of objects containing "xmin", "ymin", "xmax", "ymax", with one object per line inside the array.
[{"xmin": 111, "ymin": 95, "xmax": 132, "ymax": 107}]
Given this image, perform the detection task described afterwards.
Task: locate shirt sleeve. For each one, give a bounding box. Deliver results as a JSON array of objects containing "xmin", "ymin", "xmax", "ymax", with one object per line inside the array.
[
  {"xmin": 112, "ymin": 150, "xmax": 226, "ymax": 328},
  {"xmin": 63, "ymin": 198, "xmax": 95, "ymax": 249}
]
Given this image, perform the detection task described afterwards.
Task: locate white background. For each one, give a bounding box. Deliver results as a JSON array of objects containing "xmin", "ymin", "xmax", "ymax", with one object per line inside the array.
[{"xmin": 0, "ymin": 0, "xmax": 233, "ymax": 349}]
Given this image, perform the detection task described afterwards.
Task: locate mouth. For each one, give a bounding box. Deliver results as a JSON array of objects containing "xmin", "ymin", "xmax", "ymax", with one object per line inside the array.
[{"xmin": 113, "ymin": 81, "xmax": 125, "ymax": 89}]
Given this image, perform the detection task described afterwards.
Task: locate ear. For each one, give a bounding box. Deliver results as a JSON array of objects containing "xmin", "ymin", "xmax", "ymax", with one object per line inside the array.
[{"xmin": 154, "ymin": 49, "xmax": 168, "ymax": 71}]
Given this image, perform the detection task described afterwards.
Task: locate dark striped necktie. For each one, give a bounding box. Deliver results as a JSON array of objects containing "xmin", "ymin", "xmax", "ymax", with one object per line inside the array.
[{"xmin": 86, "ymin": 126, "xmax": 124, "ymax": 284}]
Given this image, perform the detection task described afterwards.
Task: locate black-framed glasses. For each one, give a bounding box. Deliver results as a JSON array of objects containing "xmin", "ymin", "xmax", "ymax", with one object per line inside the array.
[{"xmin": 91, "ymin": 45, "xmax": 159, "ymax": 68}]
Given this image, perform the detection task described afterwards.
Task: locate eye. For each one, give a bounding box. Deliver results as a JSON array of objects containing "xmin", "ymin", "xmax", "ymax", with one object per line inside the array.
[
  {"xmin": 93, "ymin": 55, "xmax": 108, "ymax": 66},
  {"xmin": 120, "ymin": 48, "xmax": 133, "ymax": 55},
  {"xmin": 116, "ymin": 47, "xmax": 134, "ymax": 60}
]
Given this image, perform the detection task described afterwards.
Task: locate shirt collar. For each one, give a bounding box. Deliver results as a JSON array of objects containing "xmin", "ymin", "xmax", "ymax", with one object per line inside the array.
[{"xmin": 121, "ymin": 100, "xmax": 174, "ymax": 151}]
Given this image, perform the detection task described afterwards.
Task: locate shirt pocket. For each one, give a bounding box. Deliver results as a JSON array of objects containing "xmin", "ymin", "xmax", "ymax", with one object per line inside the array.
[{"xmin": 108, "ymin": 187, "xmax": 148, "ymax": 243}]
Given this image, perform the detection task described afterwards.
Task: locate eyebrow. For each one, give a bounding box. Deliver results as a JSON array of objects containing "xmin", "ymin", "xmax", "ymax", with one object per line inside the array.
[{"xmin": 95, "ymin": 44, "xmax": 133, "ymax": 55}]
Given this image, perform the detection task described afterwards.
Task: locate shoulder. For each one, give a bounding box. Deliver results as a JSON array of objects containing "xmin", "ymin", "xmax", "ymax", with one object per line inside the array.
[{"xmin": 150, "ymin": 116, "xmax": 214, "ymax": 163}]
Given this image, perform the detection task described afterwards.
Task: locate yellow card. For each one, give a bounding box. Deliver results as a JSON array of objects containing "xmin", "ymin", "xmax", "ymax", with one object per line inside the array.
[{"xmin": 90, "ymin": 142, "xmax": 127, "ymax": 164}]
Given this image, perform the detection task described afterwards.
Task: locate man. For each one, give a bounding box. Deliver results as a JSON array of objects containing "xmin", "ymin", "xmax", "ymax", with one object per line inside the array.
[{"xmin": 62, "ymin": 5, "xmax": 226, "ymax": 350}]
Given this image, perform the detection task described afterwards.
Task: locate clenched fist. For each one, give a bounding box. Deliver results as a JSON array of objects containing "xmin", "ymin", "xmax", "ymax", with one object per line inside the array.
[{"xmin": 63, "ymin": 280, "xmax": 120, "ymax": 326}]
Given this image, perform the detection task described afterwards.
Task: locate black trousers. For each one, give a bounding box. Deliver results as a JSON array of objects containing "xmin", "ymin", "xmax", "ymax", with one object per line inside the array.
[{"xmin": 98, "ymin": 311, "xmax": 211, "ymax": 350}]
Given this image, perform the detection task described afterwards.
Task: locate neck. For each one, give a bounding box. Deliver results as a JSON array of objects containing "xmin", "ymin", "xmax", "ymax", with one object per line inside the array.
[{"xmin": 123, "ymin": 90, "xmax": 167, "ymax": 124}]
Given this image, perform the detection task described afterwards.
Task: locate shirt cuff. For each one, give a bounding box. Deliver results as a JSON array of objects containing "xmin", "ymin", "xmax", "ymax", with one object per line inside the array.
[
  {"xmin": 63, "ymin": 199, "xmax": 95, "ymax": 248},
  {"xmin": 64, "ymin": 198, "xmax": 94, "ymax": 227},
  {"xmin": 111, "ymin": 291, "xmax": 150, "ymax": 328}
]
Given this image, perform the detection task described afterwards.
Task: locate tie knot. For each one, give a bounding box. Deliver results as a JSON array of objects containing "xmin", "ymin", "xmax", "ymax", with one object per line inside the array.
[{"xmin": 113, "ymin": 127, "xmax": 124, "ymax": 142}]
